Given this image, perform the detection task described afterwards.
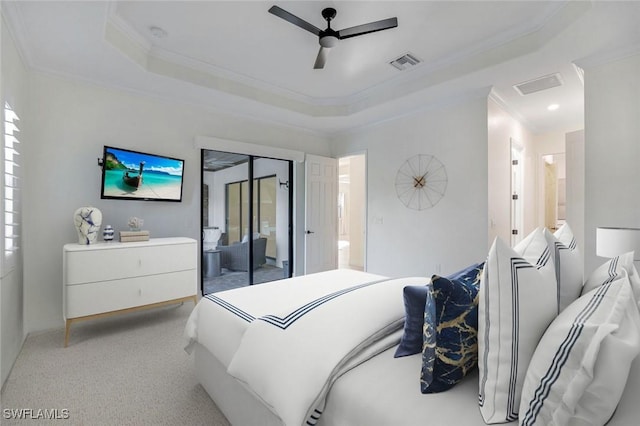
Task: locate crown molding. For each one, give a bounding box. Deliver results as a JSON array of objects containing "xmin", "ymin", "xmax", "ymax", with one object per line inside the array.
[
  {"xmin": 574, "ymin": 42, "xmax": 640, "ymax": 70},
  {"xmin": 194, "ymin": 136, "xmax": 305, "ymax": 163},
  {"xmin": 488, "ymin": 89, "xmax": 539, "ymax": 134},
  {"xmin": 1, "ymin": 2, "xmax": 35, "ymax": 70},
  {"xmin": 333, "ymin": 86, "xmax": 494, "ymax": 140},
  {"xmin": 28, "ymin": 65, "xmax": 329, "ymax": 139}
]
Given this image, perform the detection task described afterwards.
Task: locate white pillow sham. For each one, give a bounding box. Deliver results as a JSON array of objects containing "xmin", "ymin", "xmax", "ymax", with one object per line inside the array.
[
  {"xmin": 478, "ymin": 228, "xmax": 558, "ymax": 424},
  {"xmin": 544, "ymin": 223, "xmax": 583, "ymax": 313},
  {"xmin": 519, "ymin": 271, "xmax": 640, "ymax": 426},
  {"xmin": 582, "ymin": 251, "xmax": 640, "ymax": 309}
]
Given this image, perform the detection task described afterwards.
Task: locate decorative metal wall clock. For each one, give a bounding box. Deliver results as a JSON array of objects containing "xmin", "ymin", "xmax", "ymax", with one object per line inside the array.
[{"xmin": 395, "ymin": 154, "xmax": 448, "ymax": 210}]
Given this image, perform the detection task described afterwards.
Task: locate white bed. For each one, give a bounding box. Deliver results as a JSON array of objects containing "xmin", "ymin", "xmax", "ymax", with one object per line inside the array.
[
  {"xmin": 185, "ymin": 269, "xmax": 431, "ymax": 425},
  {"xmin": 191, "ymin": 341, "xmax": 640, "ymax": 426},
  {"xmin": 184, "ymin": 269, "xmax": 640, "ymax": 426}
]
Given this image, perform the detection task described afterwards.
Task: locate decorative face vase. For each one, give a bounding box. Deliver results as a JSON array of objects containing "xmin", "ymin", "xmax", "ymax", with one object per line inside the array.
[{"xmin": 74, "ymin": 206, "xmax": 102, "ymax": 244}]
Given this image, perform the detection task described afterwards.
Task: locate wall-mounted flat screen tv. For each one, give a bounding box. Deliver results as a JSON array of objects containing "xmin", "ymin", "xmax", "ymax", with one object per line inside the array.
[{"xmin": 100, "ymin": 146, "xmax": 185, "ymax": 202}]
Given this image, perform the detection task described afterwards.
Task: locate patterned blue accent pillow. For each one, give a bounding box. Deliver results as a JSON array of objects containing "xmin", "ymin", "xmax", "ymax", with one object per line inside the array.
[{"xmin": 420, "ymin": 262, "xmax": 484, "ymax": 393}]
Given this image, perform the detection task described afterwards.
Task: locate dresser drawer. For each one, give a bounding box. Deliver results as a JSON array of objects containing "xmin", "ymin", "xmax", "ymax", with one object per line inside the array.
[
  {"xmin": 65, "ymin": 242, "xmax": 196, "ymax": 285},
  {"xmin": 65, "ymin": 269, "xmax": 196, "ymax": 318}
]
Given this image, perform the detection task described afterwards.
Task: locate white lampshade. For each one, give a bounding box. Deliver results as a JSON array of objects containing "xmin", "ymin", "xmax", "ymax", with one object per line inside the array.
[{"xmin": 596, "ymin": 227, "xmax": 640, "ymax": 259}]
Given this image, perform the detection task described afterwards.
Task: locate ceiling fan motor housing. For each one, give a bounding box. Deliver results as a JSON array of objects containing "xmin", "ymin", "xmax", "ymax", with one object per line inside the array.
[
  {"xmin": 319, "ymin": 29, "xmax": 339, "ymax": 48},
  {"xmin": 320, "ymin": 8, "xmax": 338, "ymax": 48},
  {"xmin": 321, "ymin": 8, "xmax": 337, "ymax": 21}
]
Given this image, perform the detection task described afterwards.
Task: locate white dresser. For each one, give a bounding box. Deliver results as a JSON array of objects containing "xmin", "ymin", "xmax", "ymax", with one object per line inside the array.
[{"xmin": 63, "ymin": 237, "xmax": 198, "ymax": 346}]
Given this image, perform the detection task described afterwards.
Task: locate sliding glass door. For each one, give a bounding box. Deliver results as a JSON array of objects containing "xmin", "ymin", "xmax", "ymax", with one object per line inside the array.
[{"xmin": 201, "ymin": 150, "xmax": 292, "ymax": 295}]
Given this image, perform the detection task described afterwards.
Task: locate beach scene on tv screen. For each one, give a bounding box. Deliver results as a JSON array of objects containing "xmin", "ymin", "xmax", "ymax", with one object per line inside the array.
[{"xmin": 103, "ymin": 147, "xmax": 183, "ymax": 200}]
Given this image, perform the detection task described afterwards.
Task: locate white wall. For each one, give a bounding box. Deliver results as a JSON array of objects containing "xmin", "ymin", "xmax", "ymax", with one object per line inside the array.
[
  {"xmin": 583, "ymin": 52, "xmax": 640, "ymax": 275},
  {"xmin": 566, "ymin": 130, "xmax": 585, "ymax": 269},
  {"xmin": 1, "ymin": 2, "xmax": 3, "ymax": 388},
  {"xmin": 22, "ymin": 72, "xmax": 330, "ymax": 333},
  {"xmin": 1, "ymin": 13, "xmax": 28, "ymax": 386},
  {"xmin": 487, "ymin": 98, "xmax": 536, "ymax": 246},
  {"xmin": 331, "ymin": 95, "xmax": 489, "ymax": 277}
]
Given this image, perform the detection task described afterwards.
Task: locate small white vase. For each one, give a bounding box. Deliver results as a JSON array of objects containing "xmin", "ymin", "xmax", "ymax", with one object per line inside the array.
[{"xmin": 103, "ymin": 225, "xmax": 114, "ymax": 242}]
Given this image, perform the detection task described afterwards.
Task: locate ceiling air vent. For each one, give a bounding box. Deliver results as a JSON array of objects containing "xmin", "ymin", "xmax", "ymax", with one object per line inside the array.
[
  {"xmin": 513, "ymin": 73, "xmax": 563, "ymax": 95},
  {"xmin": 390, "ymin": 53, "xmax": 421, "ymax": 71}
]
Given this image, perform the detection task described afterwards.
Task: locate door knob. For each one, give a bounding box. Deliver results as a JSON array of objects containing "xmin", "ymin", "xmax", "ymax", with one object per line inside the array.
[{"xmin": 305, "ymin": 230, "xmax": 315, "ymax": 234}]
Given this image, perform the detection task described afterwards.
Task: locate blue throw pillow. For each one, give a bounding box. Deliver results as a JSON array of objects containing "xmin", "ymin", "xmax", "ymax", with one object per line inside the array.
[
  {"xmin": 446, "ymin": 261, "xmax": 484, "ymax": 283},
  {"xmin": 420, "ymin": 262, "xmax": 484, "ymax": 393},
  {"xmin": 395, "ymin": 262, "xmax": 483, "ymax": 358},
  {"xmin": 394, "ymin": 285, "xmax": 430, "ymax": 357}
]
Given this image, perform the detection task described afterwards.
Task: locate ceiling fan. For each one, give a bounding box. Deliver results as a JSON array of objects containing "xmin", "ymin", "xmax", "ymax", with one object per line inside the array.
[{"xmin": 268, "ymin": 5, "xmax": 398, "ymax": 69}]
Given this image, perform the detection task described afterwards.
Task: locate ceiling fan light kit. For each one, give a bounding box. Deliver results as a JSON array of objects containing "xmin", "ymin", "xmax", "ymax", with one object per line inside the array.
[
  {"xmin": 319, "ymin": 35, "xmax": 338, "ymax": 48},
  {"xmin": 268, "ymin": 5, "xmax": 398, "ymax": 69}
]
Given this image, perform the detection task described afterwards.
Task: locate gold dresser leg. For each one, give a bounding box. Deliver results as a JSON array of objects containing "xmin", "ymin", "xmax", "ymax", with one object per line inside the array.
[
  {"xmin": 62, "ymin": 295, "xmax": 197, "ymax": 347},
  {"xmin": 64, "ymin": 319, "xmax": 72, "ymax": 348}
]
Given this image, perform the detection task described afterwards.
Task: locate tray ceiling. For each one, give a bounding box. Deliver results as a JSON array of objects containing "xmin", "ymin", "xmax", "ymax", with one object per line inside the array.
[{"xmin": 4, "ymin": 1, "xmax": 640, "ymax": 135}]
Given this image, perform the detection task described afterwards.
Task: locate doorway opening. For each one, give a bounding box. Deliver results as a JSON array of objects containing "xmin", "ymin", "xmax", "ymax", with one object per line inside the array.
[
  {"xmin": 541, "ymin": 153, "xmax": 566, "ymax": 232},
  {"xmin": 337, "ymin": 154, "xmax": 366, "ymax": 271},
  {"xmin": 201, "ymin": 150, "xmax": 293, "ymax": 295}
]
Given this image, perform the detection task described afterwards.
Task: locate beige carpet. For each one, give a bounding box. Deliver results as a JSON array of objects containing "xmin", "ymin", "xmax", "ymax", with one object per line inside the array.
[{"xmin": 1, "ymin": 302, "xmax": 230, "ymax": 425}]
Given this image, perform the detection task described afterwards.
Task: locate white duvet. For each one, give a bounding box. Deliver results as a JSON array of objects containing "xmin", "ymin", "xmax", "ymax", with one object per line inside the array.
[
  {"xmin": 184, "ymin": 269, "xmax": 387, "ymax": 367},
  {"xmin": 225, "ymin": 274, "xmax": 430, "ymax": 426}
]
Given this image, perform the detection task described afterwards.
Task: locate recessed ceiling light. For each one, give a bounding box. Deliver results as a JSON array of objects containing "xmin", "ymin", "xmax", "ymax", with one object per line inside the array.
[
  {"xmin": 547, "ymin": 104, "xmax": 559, "ymax": 111},
  {"xmin": 149, "ymin": 26, "xmax": 168, "ymax": 39}
]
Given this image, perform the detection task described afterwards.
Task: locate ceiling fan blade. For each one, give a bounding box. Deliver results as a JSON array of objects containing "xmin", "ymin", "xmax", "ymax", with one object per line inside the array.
[
  {"xmin": 268, "ymin": 5, "xmax": 321, "ymax": 36},
  {"xmin": 337, "ymin": 17, "xmax": 398, "ymax": 39},
  {"xmin": 313, "ymin": 47, "xmax": 329, "ymax": 69}
]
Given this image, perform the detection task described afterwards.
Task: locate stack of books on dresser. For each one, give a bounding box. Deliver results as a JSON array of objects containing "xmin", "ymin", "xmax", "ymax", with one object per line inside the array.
[{"xmin": 119, "ymin": 230, "xmax": 150, "ymax": 242}]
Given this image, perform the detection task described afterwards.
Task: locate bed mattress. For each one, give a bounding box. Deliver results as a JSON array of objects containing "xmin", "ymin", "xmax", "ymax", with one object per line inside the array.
[
  {"xmin": 195, "ymin": 339, "xmax": 640, "ymax": 426},
  {"xmin": 192, "ymin": 340, "xmax": 506, "ymax": 426}
]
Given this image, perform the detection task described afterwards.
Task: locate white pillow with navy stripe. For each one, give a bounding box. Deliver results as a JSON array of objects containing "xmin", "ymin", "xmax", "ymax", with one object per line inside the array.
[
  {"xmin": 519, "ymin": 271, "xmax": 640, "ymax": 426},
  {"xmin": 582, "ymin": 251, "xmax": 640, "ymax": 309},
  {"xmin": 544, "ymin": 223, "xmax": 583, "ymax": 313},
  {"xmin": 478, "ymin": 228, "xmax": 558, "ymax": 424}
]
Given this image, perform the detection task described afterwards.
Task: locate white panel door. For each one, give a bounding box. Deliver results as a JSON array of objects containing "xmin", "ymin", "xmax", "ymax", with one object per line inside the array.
[{"xmin": 305, "ymin": 154, "xmax": 338, "ymax": 274}]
